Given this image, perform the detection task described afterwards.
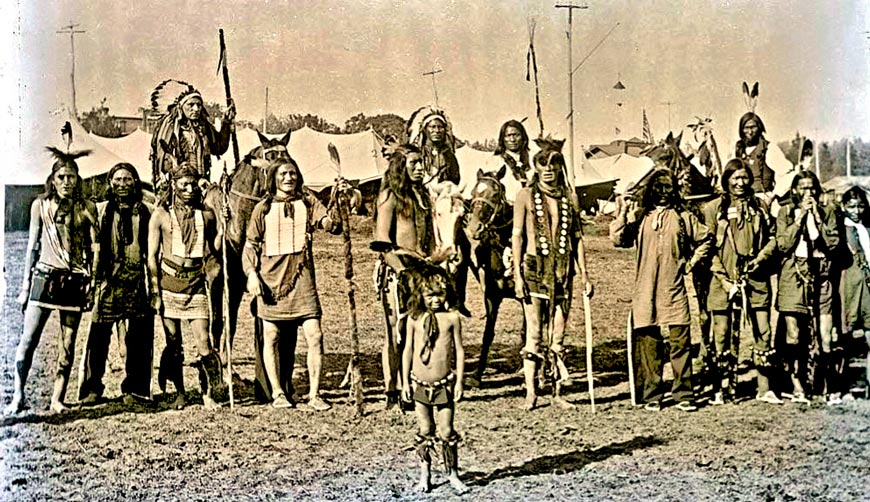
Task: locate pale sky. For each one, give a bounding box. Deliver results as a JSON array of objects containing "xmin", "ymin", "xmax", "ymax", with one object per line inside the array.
[{"xmin": 5, "ymin": 0, "xmax": 870, "ymax": 152}]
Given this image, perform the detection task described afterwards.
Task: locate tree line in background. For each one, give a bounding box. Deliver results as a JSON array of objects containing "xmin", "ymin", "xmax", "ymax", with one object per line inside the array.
[{"xmin": 78, "ymin": 101, "xmax": 867, "ymax": 178}]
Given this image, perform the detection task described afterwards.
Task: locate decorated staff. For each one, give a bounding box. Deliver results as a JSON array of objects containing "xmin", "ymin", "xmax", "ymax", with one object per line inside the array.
[
  {"xmin": 217, "ymin": 28, "xmax": 240, "ymax": 168},
  {"xmin": 220, "ymin": 161, "xmax": 235, "ymax": 408},
  {"xmin": 328, "ymin": 143, "xmax": 365, "ymax": 416}
]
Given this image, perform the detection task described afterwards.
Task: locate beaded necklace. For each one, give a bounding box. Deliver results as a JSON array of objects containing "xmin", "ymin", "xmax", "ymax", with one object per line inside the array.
[{"xmin": 531, "ymin": 185, "xmax": 572, "ymax": 257}]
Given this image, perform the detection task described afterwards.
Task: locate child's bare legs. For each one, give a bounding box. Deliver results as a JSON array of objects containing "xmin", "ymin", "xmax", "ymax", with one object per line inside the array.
[
  {"xmin": 817, "ymin": 313, "xmax": 839, "ymax": 400},
  {"xmin": 301, "ymin": 318, "xmax": 330, "ymax": 410},
  {"xmin": 50, "ymin": 312, "xmax": 82, "ymax": 413},
  {"xmin": 413, "ymin": 401, "xmax": 436, "ymax": 493},
  {"xmin": 5, "ymin": 304, "xmax": 51, "ymax": 414},
  {"xmin": 436, "ymin": 402, "xmax": 468, "ymax": 494},
  {"xmin": 160, "ymin": 318, "xmax": 186, "ymax": 409},
  {"xmin": 521, "ymin": 298, "xmax": 545, "ymax": 410}
]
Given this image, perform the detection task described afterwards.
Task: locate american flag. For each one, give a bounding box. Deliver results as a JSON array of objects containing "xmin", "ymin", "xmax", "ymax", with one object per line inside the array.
[{"xmin": 642, "ymin": 108, "xmax": 654, "ymax": 144}]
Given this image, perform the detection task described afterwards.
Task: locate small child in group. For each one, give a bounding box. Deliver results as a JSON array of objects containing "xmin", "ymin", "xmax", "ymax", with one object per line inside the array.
[
  {"xmin": 401, "ymin": 262, "xmax": 469, "ymax": 494},
  {"xmin": 838, "ymin": 186, "xmax": 870, "ymax": 400}
]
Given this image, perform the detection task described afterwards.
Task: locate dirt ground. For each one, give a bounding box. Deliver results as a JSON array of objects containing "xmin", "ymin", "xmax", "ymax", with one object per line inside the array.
[{"xmin": 2, "ymin": 219, "xmax": 870, "ymax": 502}]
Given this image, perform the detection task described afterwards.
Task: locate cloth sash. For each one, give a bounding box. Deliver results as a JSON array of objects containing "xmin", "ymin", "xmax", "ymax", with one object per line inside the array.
[
  {"xmin": 170, "ymin": 208, "xmax": 205, "ymax": 258},
  {"xmin": 845, "ymin": 217, "xmax": 870, "ymax": 258},
  {"xmin": 264, "ymin": 200, "xmax": 307, "ymax": 256},
  {"xmin": 40, "ymin": 198, "xmax": 73, "ymax": 270}
]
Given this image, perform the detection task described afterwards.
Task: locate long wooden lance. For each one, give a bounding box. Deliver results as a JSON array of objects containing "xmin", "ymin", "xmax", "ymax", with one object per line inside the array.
[
  {"xmin": 218, "ymin": 28, "xmax": 240, "ymax": 169},
  {"xmin": 329, "ymin": 143, "xmax": 365, "ymax": 416},
  {"xmin": 221, "ymin": 161, "xmax": 235, "ymax": 409}
]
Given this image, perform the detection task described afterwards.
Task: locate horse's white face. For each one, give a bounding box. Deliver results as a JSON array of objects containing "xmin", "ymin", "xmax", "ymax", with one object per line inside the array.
[{"xmin": 431, "ymin": 182, "xmax": 466, "ymax": 260}]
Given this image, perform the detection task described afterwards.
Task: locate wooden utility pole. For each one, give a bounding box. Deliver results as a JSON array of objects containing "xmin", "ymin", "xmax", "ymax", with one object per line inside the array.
[
  {"xmin": 263, "ymin": 86, "xmax": 269, "ymax": 133},
  {"xmin": 423, "ymin": 67, "xmax": 443, "ymax": 108},
  {"xmin": 57, "ymin": 22, "xmax": 85, "ymax": 117},
  {"xmin": 555, "ymin": 2, "xmax": 588, "ymax": 189}
]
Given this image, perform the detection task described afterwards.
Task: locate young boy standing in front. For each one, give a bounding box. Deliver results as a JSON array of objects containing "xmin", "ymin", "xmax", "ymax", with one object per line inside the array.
[{"xmin": 401, "ymin": 264, "xmax": 468, "ymax": 494}]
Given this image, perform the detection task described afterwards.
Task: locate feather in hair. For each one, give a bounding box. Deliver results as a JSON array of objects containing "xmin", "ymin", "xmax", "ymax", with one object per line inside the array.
[
  {"xmin": 45, "ymin": 146, "xmax": 92, "ymax": 168},
  {"xmin": 150, "ymin": 79, "xmax": 196, "ymax": 116}
]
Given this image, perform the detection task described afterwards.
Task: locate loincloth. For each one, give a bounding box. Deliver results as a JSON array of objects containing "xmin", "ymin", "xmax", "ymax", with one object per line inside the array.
[
  {"xmin": 160, "ymin": 259, "xmax": 208, "ymax": 319},
  {"xmin": 29, "ymin": 263, "xmax": 89, "ymax": 311},
  {"xmin": 411, "ymin": 372, "xmax": 455, "ymax": 406},
  {"xmin": 522, "ymin": 253, "xmax": 572, "ymax": 307},
  {"xmin": 94, "ymin": 259, "xmax": 149, "ymax": 322}
]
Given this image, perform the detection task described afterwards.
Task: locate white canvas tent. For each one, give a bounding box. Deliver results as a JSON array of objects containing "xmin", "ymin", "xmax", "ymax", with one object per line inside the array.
[
  {"xmin": 587, "ymin": 154, "xmax": 655, "ymax": 194},
  {"xmin": 92, "ymin": 125, "xmax": 388, "ymax": 189},
  {"xmin": 8, "ymin": 108, "xmax": 128, "ymax": 186}
]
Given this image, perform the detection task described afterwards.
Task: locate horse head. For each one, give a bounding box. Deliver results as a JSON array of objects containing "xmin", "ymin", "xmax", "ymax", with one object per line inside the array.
[
  {"xmin": 641, "ymin": 132, "xmax": 713, "ymax": 199},
  {"xmin": 466, "ymin": 166, "xmax": 508, "ymax": 241},
  {"xmin": 429, "ymin": 180, "xmax": 466, "ymax": 265}
]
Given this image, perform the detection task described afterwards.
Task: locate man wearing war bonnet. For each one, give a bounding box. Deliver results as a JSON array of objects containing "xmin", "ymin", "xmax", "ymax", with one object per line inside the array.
[
  {"xmin": 5, "ymin": 147, "xmax": 98, "ymax": 415},
  {"xmin": 407, "ymin": 106, "xmax": 460, "ymax": 186},
  {"xmin": 512, "ymin": 136, "xmax": 593, "ymax": 411},
  {"xmin": 150, "ymin": 80, "xmax": 236, "ymax": 186},
  {"xmin": 148, "ymin": 163, "xmax": 223, "ymax": 409}
]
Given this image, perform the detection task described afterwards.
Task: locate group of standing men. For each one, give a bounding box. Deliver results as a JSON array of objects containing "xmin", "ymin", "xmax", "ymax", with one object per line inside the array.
[{"xmin": 613, "ymin": 110, "xmax": 869, "ymax": 411}]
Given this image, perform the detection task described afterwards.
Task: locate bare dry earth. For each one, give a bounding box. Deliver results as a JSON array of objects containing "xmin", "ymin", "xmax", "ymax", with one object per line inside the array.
[{"xmin": 2, "ymin": 218, "xmax": 870, "ymax": 502}]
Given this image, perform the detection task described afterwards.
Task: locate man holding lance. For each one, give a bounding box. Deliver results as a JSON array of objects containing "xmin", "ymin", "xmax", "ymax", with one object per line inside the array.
[
  {"xmin": 148, "ymin": 164, "xmax": 223, "ymax": 409},
  {"xmin": 512, "ymin": 137, "xmax": 593, "ymax": 411},
  {"xmin": 150, "ymin": 81, "xmax": 236, "ymax": 186}
]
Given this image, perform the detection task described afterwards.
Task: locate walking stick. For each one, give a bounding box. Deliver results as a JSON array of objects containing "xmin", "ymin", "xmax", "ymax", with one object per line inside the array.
[
  {"xmin": 627, "ymin": 310, "xmax": 637, "ymax": 406},
  {"xmin": 329, "ymin": 143, "xmax": 365, "ymax": 416},
  {"xmin": 221, "ymin": 161, "xmax": 235, "ymax": 409},
  {"xmin": 583, "ymin": 293, "xmax": 596, "ymax": 412}
]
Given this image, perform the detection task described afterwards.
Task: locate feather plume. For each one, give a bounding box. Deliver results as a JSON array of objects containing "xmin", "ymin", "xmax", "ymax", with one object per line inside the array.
[
  {"xmin": 328, "ymin": 143, "xmax": 341, "ymax": 172},
  {"xmin": 45, "ymin": 146, "xmax": 92, "ymax": 167}
]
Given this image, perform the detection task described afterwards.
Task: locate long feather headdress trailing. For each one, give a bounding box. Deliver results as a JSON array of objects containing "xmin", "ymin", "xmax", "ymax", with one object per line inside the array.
[
  {"xmin": 407, "ymin": 105, "xmax": 454, "ymax": 149},
  {"xmin": 150, "ymin": 79, "xmax": 198, "ymax": 117}
]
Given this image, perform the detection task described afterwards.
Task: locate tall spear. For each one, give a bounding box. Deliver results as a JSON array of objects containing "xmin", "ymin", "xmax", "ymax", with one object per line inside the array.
[
  {"xmin": 329, "ymin": 143, "xmax": 365, "ymax": 416},
  {"xmin": 217, "ymin": 28, "xmax": 240, "ymax": 168},
  {"xmin": 221, "ymin": 160, "xmax": 235, "ymax": 409}
]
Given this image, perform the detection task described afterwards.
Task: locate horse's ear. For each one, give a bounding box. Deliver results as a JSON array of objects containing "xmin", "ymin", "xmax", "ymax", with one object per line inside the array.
[
  {"xmin": 280, "ymin": 129, "xmax": 292, "ymax": 146},
  {"xmin": 674, "ymin": 131, "xmax": 682, "ymax": 146},
  {"xmin": 256, "ymin": 130, "xmax": 269, "ymax": 146},
  {"xmin": 477, "ymin": 168, "xmax": 484, "ymax": 180},
  {"xmin": 665, "ymin": 131, "xmax": 673, "ymax": 143},
  {"xmin": 496, "ymin": 165, "xmax": 507, "ymax": 180}
]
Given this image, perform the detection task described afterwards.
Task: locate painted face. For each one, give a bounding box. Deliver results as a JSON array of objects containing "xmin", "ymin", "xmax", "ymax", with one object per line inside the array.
[
  {"xmin": 423, "ymin": 287, "xmax": 447, "ymax": 311},
  {"xmin": 535, "ymin": 154, "xmax": 562, "ymax": 185},
  {"xmin": 742, "ymin": 119, "xmax": 759, "ymax": 144},
  {"xmin": 275, "ymin": 164, "xmax": 298, "ymax": 194},
  {"xmin": 425, "ymin": 119, "xmax": 446, "ymax": 143},
  {"xmin": 727, "ymin": 168, "xmax": 751, "ymax": 198},
  {"xmin": 651, "ymin": 175, "xmax": 675, "ymax": 205},
  {"xmin": 52, "ymin": 166, "xmax": 78, "ymax": 199},
  {"xmin": 844, "ymin": 197, "xmax": 866, "ymax": 223},
  {"xmin": 794, "ymin": 177, "xmax": 818, "ymax": 202},
  {"xmin": 110, "ymin": 168, "xmax": 135, "ymax": 198},
  {"xmin": 181, "ymin": 96, "xmax": 203, "ymax": 121},
  {"xmin": 405, "ymin": 152, "xmax": 425, "ymax": 182},
  {"xmin": 503, "ymin": 126, "xmax": 523, "ymax": 152},
  {"xmin": 174, "ymin": 175, "xmax": 199, "ymax": 205}
]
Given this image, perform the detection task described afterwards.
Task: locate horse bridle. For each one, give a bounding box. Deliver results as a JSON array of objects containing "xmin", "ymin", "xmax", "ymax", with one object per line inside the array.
[{"xmin": 470, "ymin": 175, "xmax": 509, "ymax": 230}]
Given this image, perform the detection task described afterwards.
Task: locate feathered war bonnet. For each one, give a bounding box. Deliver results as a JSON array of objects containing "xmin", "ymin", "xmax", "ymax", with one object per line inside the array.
[{"xmin": 407, "ymin": 106, "xmax": 455, "ymax": 151}]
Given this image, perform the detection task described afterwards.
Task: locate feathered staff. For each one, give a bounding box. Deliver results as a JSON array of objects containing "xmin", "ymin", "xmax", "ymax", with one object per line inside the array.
[{"xmin": 328, "ymin": 143, "xmax": 365, "ymax": 417}]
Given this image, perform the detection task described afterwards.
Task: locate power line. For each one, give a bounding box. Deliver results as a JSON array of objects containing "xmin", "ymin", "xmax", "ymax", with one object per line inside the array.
[{"xmin": 57, "ymin": 22, "xmax": 86, "ymax": 117}]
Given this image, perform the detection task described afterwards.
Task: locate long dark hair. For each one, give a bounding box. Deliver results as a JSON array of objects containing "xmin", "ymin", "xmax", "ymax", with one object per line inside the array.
[
  {"xmin": 788, "ymin": 170, "xmax": 822, "ymax": 207},
  {"xmin": 40, "ymin": 159, "xmax": 84, "ymax": 203},
  {"xmin": 261, "ymin": 158, "xmax": 305, "ymax": 216},
  {"xmin": 380, "ymin": 144, "xmax": 425, "ymax": 218},
  {"xmin": 99, "ymin": 163, "xmax": 150, "ymax": 276},
  {"xmin": 159, "ymin": 164, "xmax": 204, "ymax": 210},
  {"xmin": 494, "ymin": 120, "xmax": 530, "ymax": 167},
  {"xmin": 641, "ymin": 169, "xmax": 683, "ymax": 214},
  {"xmin": 717, "ymin": 158, "xmax": 762, "ymax": 219},
  {"xmin": 842, "ymin": 186, "xmax": 870, "ymax": 226}
]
